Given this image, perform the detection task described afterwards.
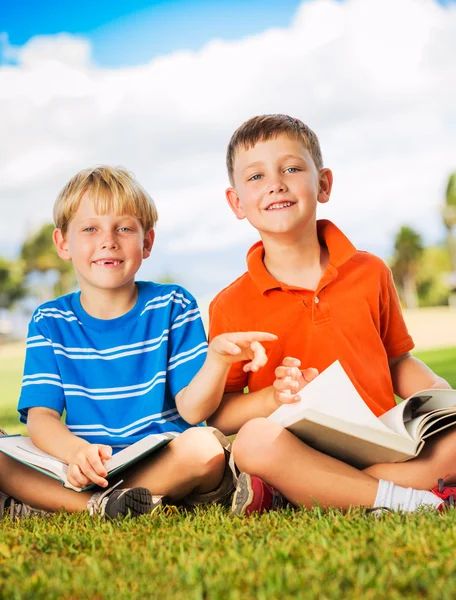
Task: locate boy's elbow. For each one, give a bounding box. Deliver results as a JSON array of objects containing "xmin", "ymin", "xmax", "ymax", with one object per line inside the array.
[{"xmin": 183, "ymin": 413, "xmax": 205, "ymax": 426}]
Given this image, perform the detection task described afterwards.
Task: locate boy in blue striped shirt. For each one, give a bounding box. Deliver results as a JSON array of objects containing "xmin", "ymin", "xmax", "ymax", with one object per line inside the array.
[{"xmin": 0, "ymin": 166, "xmax": 275, "ymax": 519}]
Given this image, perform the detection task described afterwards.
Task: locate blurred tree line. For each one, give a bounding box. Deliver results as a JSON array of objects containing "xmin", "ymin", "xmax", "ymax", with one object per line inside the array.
[
  {"xmin": 391, "ymin": 171, "xmax": 456, "ymax": 308},
  {"xmin": 1, "ymin": 171, "xmax": 456, "ymax": 312},
  {"xmin": 0, "ymin": 223, "xmax": 75, "ymax": 311}
]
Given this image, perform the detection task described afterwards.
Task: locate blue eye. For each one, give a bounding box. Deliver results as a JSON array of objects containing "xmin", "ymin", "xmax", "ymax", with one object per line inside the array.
[
  {"xmin": 249, "ymin": 174, "xmax": 262, "ymax": 181},
  {"xmin": 285, "ymin": 167, "xmax": 299, "ymax": 173},
  {"xmin": 118, "ymin": 227, "xmax": 133, "ymax": 233},
  {"xmin": 83, "ymin": 227, "xmax": 96, "ymax": 232}
]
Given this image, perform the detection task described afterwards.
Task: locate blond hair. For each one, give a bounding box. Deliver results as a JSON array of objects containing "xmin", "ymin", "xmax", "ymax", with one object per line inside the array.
[
  {"xmin": 226, "ymin": 114, "xmax": 323, "ymax": 185},
  {"xmin": 53, "ymin": 166, "xmax": 158, "ymax": 234}
]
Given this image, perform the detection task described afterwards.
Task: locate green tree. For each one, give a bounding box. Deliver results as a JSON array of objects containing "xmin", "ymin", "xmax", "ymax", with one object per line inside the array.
[
  {"xmin": 0, "ymin": 257, "xmax": 26, "ymax": 309},
  {"xmin": 391, "ymin": 226, "xmax": 423, "ymax": 309},
  {"xmin": 20, "ymin": 223, "xmax": 75, "ymax": 298},
  {"xmin": 443, "ymin": 171, "xmax": 456, "ymax": 274},
  {"xmin": 416, "ymin": 246, "xmax": 451, "ymax": 307},
  {"xmin": 446, "ymin": 172, "xmax": 456, "ymax": 207}
]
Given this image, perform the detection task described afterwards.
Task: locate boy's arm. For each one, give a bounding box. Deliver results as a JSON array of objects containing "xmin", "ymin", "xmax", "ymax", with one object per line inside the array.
[
  {"xmin": 175, "ymin": 332, "xmax": 277, "ymax": 427},
  {"xmin": 27, "ymin": 408, "xmax": 112, "ymax": 488},
  {"xmin": 207, "ymin": 387, "xmax": 277, "ymax": 435},
  {"xmin": 389, "ymin": 353, "xmax": 451, "ymax": 399},
  {"xmin": 208, "ymin": 358, "xmax": 319, "ymax": 435}
]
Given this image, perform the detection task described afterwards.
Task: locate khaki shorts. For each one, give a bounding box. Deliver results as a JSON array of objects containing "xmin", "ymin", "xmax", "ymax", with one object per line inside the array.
[{"xmin": 180, "ymin": 427, "xmax": 237, "ymax": 508}]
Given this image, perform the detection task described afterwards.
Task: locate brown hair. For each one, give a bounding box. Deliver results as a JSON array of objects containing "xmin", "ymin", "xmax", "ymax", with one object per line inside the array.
[
  {"xmin": 226, "ymin": 114, "xmax": 323, "ymax": 185},
  {"xmin": 53, "ymin": 166, "xmax": 158, "ymax": 234}
]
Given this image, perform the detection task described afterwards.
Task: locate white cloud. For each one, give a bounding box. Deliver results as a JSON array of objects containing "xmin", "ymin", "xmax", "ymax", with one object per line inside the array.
[{"xmin": 0, "ymin": 0, "xmax": 455, "ymax": 297}]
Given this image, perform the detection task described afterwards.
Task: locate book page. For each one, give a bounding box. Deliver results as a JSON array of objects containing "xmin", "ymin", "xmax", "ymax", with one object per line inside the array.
[
  {"xmin": 378, "ymin": 402, "xmax": 413, "ymax": 440},
  {"xmin": 285, "ymin": 409, "xmax": 416, "ymax": 468},
  {"xmin": 0, "ymin": 436, "xmax": 68, "ymax": 480},
  {"xmin": 270, "ymin": 361, "xmax": 393, "ymax": 434},
  {"xmin": 382, "ymin": 390, "xmax": 456, "ymax": 441},
  {"xmin": 104, "ymin": 431, "xmax": 178, "ymax": 472},
  {"xmin": 406, "ymin": 409, "xmax": 456, "ymax": 439},
  {"xmin": 410, "ymin": 389, "xmax": 456, "ymax": 414}
]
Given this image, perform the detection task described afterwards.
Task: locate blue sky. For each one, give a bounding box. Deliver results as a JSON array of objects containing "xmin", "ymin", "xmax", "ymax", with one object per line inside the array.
[
  {"xmin": 3, "ymin": 0, "xmax": 454, "ymax": 67},
  {"xmin": 1, "ymin": 0, "xmax": 456, "ymax": 302},
  {"xmin": 3, "ymin": 0, "xmax": 307, "ymax": 66}
]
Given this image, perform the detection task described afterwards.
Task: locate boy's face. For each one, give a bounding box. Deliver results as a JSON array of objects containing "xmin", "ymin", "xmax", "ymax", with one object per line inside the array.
[
  {"xmin": 226, "ymin": 134, "xmax": 332, "ymax": 239},
  {"xmin": 53, "ymin": 192, "xmax": 154, "ymax": 295}
]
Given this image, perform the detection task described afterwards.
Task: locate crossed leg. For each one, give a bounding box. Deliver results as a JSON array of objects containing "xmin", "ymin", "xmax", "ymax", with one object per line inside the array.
[
  {"xmin": 232, "ymin": 418, "xmax": 456, "ymax": 509},
  {"xmin": 0, "ymin": 427, "xmax": 226, "ymax": 513}
]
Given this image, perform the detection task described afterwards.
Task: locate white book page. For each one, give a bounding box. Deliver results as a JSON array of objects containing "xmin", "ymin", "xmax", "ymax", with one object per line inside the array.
[
  {"xmin": 379, "ymin": 390, "xmax": 456, "ymax": 441},
  {"xmin": 0, "ymin": 436, "xmax": 68, "ymax": 480},
  {"xmin": 270, "ymin": 361, "xmax": 393, "ymax": 434},
  {"xmin": 104, "ymin": 432, "xmax": 178, "ymax": 472},
  {"xmin": 405, "ymin": 409, "xmax": 456, "ymax": 439},
  {"xmin": 410, "ymin": 389, "xmax": 456, "ymax": 414},
  {"xmin": 378, "ymin": 402, "xmax": 414, "ymax": 440}
]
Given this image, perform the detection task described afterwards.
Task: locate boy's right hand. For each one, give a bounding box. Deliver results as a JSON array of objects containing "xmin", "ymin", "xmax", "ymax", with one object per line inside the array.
[
  {"xmin": 67, "ymin": 443, "xmax": 112, "ymax": 489},
  {"xmin": 273, "ymin": 357, "xmax": 319, "ymax": 406}
]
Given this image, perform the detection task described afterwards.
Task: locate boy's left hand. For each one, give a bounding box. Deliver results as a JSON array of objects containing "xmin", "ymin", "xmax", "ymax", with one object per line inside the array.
[
  {"xmin": 209, "ymin": 332, "xmax": 277, "ymax": 372},
  {"xmin": 273, "ymin": 357, "xmax": 319, "ymax": 405}
]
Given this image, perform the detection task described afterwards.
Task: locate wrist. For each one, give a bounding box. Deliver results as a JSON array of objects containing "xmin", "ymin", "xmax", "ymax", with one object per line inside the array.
[
  {"xmin": 266, "ymin": 385, "xmax": 281, "ymax": 413},
  {"xmin": 65, "ymin": 437, "xmax": 91, "ymax": 464},
  {"xmin": 206, "ymin": 346, "xmax": 234, "ymax": 374}
]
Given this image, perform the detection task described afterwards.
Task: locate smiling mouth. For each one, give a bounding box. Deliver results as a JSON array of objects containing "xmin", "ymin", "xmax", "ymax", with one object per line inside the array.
[
  {"xmin": 266, "ymin": 201, "xmax": 296, "ymax": 211},
  {"xmin": 93, "ymin": 260, "xmax": 123, "ymax": 266}
]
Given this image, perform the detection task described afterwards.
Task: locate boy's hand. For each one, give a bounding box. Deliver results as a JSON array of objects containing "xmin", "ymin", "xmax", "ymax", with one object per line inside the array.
[
  {"xmin": 273, "ymin": 357, "xmax": 319, "ymax": 405},
  {"xmin": 209, "ymin": 332, "xmax": 277, "ymax": 373},
  {"xmin": 67, "ymin": 443, "xmax": 112, "ymax": 489}
]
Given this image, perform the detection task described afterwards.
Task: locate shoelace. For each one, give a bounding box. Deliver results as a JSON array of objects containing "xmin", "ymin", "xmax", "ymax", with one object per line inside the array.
[
  {"xmin": 87, "ymin": 480, "xmax": 123, "ymax": 516},
  {"xmin": 7, "ymin": 498, "xmax": 49, "ymax": 518}
]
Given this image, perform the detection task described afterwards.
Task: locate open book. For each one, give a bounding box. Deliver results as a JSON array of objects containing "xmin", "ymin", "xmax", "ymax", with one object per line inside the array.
[
  {"xmin": 0, "ymin": 431, "xmax": 178, "ymax": 492},
  {"xmin": 269, "ymin": 361, "xmax": 456, "ymax": 469}
]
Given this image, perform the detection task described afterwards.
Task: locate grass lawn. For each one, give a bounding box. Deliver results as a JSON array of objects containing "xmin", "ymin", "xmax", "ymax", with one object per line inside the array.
[{"xmin": 0, "ymin": 346, "xmax": 455, "ymax": 599}]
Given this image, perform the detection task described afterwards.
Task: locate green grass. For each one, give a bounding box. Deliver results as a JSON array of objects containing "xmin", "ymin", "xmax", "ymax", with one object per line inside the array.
[
  {"xmin": 0, "ymin": 346, "xmax": 456, "ymax": 599},
  {"xmin": 1, "ymin": 507, "xmax": 456, "ymax": 600},
  {"xmin": 0, "ymin": 353, "xmax": 26, "ymax": 434}
]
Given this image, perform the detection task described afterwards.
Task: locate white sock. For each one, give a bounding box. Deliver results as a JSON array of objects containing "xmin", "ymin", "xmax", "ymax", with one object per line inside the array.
[{"xmin": 374, "ymin": 479, "xmax": 443, "ymax": 512}]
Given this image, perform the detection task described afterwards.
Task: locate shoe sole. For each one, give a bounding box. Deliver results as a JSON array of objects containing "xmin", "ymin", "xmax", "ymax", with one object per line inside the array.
[
  {"xmin": 106, "ymin": 488, "xmax": 160, "ymax": 519},
  {"xmin": 231, "ymin": 472, "xmax": 254, "ymax": 516}
]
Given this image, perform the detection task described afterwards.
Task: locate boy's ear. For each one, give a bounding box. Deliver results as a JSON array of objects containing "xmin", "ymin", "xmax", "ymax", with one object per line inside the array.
[
  {"xmin": 143, "ymin": 229, "xmax": 155, "ymax": 259},
  {"xmin": 226, "ymin": 187, "xmax": 246, "ymax": 220},
  {"xmin": 318, "ymin": 168, "xmax": 333, "ymax": 205},
  {"xmin": 53, "ymin": 228, "xmax": 72, "ymax": 261}
]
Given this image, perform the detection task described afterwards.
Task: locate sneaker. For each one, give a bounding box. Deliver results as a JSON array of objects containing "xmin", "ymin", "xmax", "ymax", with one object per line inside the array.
[
  {"xmin": 432, "ymin": 478, "xmax": 456, "ymax": 509},
  {"xmin": 231, "ymin": 472, "xmax": 287, "ymax": 516},
  {"xmin": 0, "ymin": 491, "xmax": 51, "ymax": 519},
  {"xmin": 87, "ymin": 483, "xmax": 163, "ymax": 519}
]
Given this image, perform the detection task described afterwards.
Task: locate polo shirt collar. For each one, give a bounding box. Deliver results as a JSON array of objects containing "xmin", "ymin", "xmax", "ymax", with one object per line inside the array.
[{"xmin": 246, "ymin": 219, "xmax": 357, "ymax": 295}]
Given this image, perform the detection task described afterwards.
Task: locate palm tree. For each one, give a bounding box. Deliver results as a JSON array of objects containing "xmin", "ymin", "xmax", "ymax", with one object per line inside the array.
[{"xmin": 391, "ymin": 226, "xmax": 423, "ymax": 309}]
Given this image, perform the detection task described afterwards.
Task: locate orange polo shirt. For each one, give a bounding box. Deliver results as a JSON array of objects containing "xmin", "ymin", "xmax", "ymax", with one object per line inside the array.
[{"xmin": 209, "ymin": 220, "xmax": 414, "ymax": 417}]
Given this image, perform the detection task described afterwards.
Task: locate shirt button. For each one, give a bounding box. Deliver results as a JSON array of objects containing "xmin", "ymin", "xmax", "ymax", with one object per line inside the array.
[{"xmin": 315, "ymin": 296, "xmax": 319, "ymax": 304}]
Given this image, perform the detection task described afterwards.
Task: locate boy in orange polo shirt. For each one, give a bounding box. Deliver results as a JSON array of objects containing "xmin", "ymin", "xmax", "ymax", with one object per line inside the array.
[{"xmin": 208, "ymin": 114, "xmax": 455, "ymax": 515}]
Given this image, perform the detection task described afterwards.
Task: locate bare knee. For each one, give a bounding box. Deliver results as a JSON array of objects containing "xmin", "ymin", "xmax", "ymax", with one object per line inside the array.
[
  {"xmin": 233, "ymin": 418, "xmax": 283, "ymax": 475},
  {"xmin": 176, "ymin": 427, "xmax": 226, "ymax": 478}
]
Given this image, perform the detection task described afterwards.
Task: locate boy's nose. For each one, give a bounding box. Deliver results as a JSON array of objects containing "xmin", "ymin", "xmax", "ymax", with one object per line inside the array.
[
  {"xmin": 101, "ymin": 238, "xmax": 118, "ymax": 249},
  {"xmin": 269, "ymin": 180, "xmax": 287, "ymax": 194}
]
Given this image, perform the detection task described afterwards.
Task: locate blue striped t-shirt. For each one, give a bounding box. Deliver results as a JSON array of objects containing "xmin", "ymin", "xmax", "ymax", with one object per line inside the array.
[{"xmin": 18, "ymin": 281, "xmax": 208, "ymax": 450}]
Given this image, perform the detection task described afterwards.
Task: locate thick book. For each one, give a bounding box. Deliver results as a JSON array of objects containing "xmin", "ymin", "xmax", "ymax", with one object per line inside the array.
[
  {"xmin": 0, "ymin": 431, "xmax": 178, "ymax": 492},
  {"xmin": 268, "ymin": 361, "xmax": 456, "ymax": 469}
]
